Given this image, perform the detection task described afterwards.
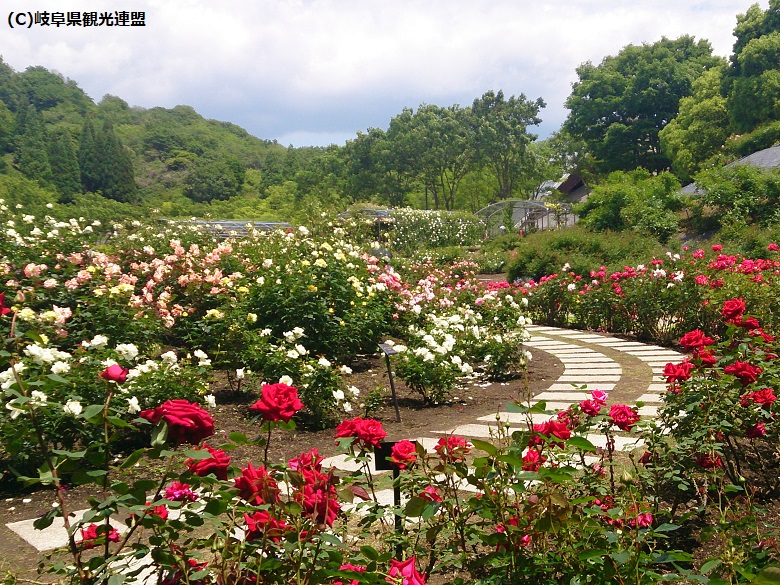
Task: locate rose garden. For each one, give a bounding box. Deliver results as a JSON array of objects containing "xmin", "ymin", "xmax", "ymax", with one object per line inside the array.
[{"xmin": 3, "ymin": 203, "xmax": 780, "ymax": 585}]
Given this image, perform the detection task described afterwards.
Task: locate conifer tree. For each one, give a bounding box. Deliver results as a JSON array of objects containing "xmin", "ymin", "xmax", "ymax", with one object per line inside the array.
[
  {"xmin": 48, "ymin": 129, "xmax": 81, "ymax": 202},
  {"xmin": 78, "ymin": 116, "xmax": 101, "ymax": 193},
  {"xmin": 95, "ymin": 120, "xmax": 136, "ymax": 202},
  {"xmin": 15, "ymin": 103, "xmax": 51, "ymax": 183}
]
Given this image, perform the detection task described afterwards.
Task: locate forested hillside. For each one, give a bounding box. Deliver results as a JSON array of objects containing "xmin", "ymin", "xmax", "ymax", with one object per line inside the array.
[{"xmin": 0, "ymin": 0, "xmax": 778, "ymax": 226}]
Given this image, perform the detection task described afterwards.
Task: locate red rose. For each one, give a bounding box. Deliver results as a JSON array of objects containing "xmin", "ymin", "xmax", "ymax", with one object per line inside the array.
[
  {"xmin": 711, "ymin": 244, "xmax": 723, "ymax": 252},
  {"xmin": 100, "ymin": 364, "xmax": 129, "ymax": 384},
  {"xmin": 724, "ymin": 361, "xmax": 762, "ymax": 386},
  {"xmin": 679, "ymin": 329, "xmax": 714, "ymax": 351},
  {"xmin": 249, "ymin": 382, "xmax": 303, "ymax": 423},
  {"xmin": 0, "ymin": 292, "xmax": 11, "ymax": 316},
  {"xmin": 721, "ymin": 298, "xmax": 746, "ymax": 321},
  {"xmin": 419, "ymin": 486, "xmax": 442, "ymax": 502},
  {"xmin": 334, "ymin": 417, "xmax": 387, "ymax": 450},
  {"xmin": 696, "ymin": 453, "xmax": 723, "ymax": 469},
  {"xmin": 233, "ymin": 462, "xmax": 280, "ymax": 504},
  {"xmin": 139, "ymin": 399, "xmax": 215, "ymax": 446},
  {"xmin": 741, "ymin": 388, "xmax": 777, "ymax": 407},
  {"xmin": 522, "ymin": 447, "xmax": 545, "ymax": 471},
  {"xmin": 434, "ymin": 435, "xmax": 472, "ymax": 463},
  {"xmin": 389, "ymin": 440, "xmax": 418, "ymax": 469},
  {"xmin": 185, "ymin": 445, "xmax": 231, "ymax": 480},
  {"xmin": 663, "ymin": 361, "xmax": 694, "ymax": 384},
  {"xmin": 79, "ymin": 523, "xmax": 121, "ymax": 549},
  {"xmin": 387, "ymin": 557, "xmax": 426, "ymax": 585},
  {"xmin": 244, "ymin": 510, "xmax": 292, "ymax": 542},
  {"xmin": 693, "ymin": 348, "xmax": 717, "ymax": 366},
  {"xmin": 288, "ymin": 448, "xmax": 324, "ymax": 472},
  {"xmin": 294, "ymin": 468, "xmax": 341, "ymax": 527},
  {"xmin": 608, "ymin": 404, "xmax": 640, "ymax": 431},
  {"xmin": 533, "ymin": 420, "xmax": 571, "ymax": 442}
]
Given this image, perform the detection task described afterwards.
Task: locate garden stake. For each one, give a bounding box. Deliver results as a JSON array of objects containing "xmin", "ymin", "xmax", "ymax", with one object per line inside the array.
[
  {"xmin": 379, "ymin": 343, "xmax": 401, "ymax": 422},
  {"xmin": 376, "ymin": 441, "xmax": 403, "ymax": 559}
]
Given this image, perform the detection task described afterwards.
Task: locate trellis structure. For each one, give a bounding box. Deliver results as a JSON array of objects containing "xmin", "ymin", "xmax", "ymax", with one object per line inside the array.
[{"xmin": 476, "ymin": 200, "xmax": 575, "ymax": 236}]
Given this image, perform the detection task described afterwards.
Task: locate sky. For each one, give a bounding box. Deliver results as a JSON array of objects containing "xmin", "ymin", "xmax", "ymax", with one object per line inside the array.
[{"xmin": 2, "ymin": 0, "xmax": 764, "ymax": 147}]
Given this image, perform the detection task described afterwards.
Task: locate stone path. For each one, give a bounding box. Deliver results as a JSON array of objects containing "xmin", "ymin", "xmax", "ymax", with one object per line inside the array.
[{"xmin": 6, "ymin": 324, "xmax": 684, "ymax": 554}]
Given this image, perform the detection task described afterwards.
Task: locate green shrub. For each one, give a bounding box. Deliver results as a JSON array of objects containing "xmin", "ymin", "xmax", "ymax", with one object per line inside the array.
[{"xmin": 505, "ymin": 227, "xmax": 668, "ymax": 282}]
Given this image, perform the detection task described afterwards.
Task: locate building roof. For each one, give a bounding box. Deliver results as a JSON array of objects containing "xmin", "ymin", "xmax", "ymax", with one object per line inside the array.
[{"xmin": 681, "ymin": 143, "xmax": 780, "ymax": 194}]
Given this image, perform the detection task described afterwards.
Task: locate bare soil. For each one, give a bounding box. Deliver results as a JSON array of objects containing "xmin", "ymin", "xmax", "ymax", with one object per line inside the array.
[{"xmin": 0, "ymin": 349, "xmax": 564, "ymax": 582}]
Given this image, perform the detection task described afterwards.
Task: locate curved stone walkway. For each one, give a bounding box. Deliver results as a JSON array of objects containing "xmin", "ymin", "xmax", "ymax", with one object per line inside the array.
[{"xmin": 5, "ymin": 325, "xmax": 684, "ymax": 551}]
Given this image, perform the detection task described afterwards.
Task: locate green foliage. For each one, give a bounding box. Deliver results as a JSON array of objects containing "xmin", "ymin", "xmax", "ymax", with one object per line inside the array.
[
  {"xmin": 47, "ymin": 129, "xmax": 81, "ymax": 202},
  {"xmin": 659, "ymin": 66, "xmax": 731, "ymax": 182},
  {"xmin": 15, "ymin": 104, "xmax": 51, "ymax": 183},
  {"xmin": 564, "ymin": 35, "xmax": 724, "ymax": 176},
  {"xmin": 471, "ymin": 90, "xmax": 546, "ymax": 200},
  {"xmin": 691, "ymin": 164, "xmax": 780, "ymax": 228},
  {"xmin": 575, "ymin": 171, "xmax": 682, "ymax": 242},
  {"xmin": 505, "ymin": 226, "xmax": 667, "ymax": 282},
  {"xmin": 183, "ymin": 156, "xmax": 244, "ymax": 202}
]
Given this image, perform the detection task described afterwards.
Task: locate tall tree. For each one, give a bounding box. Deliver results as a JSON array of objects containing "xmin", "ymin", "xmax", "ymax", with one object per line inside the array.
[
  {"xmin": 388, "ymin": 104, "xmax": 475, "ymax": 210},
  {"xmin": 725, "ymin": 1, "xmax": 780, "ymax": 133},
  {"xmin": 564, "ymin": 36, "xmax": 723, "ymax": 176},
  {"xmin": 95, "ymin": 120, "xmax": 136, "ymax": 202},
  {"xmin": 79, "ymin": 116, "xmax": 101, "ymax": 192},
  {"xmin": 15, "ymin": 103, "xmax": 51, "ymax": 183},
  {"xmin": 47, "ymin": 129, "xmax": 81, "ymax": 202},
  {"xmin": 471, "ymin": 90, "xmax": 545, "ymax": 200},
  {"xmin": 659, "ymin": 66, "xmax": 731, "ymax": 182}
]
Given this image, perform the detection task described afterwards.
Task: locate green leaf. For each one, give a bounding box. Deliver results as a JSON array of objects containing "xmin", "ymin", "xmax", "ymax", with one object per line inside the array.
[
  {"xmin": 107, "ymin": 575, "xmax": 125, "ymax": 585},
  {"xmin": 754, "ymin": 566, "xmax": 780, "ymax": 584},
  {"xmin": 228, "ymin": 432, "xmax": 249, "ymax": 444},
  {"xmin": 82, "ymin": 404, "xmax": 105, "ymax": 422},
  {"xmin": 318, "ymin": 533, "xmax": 344, "ymax": 548},
  {"xmin": 404, "ymin": 496, "xmax": 429, "ymax": 518},
  {"xmin": 471, "ymin": 439, "xmax": 498, "ymax": 456},
  {"xmin": 360, "ymin": 545, "xmax": 379, "ymax": 561},
  {"xmin": 567, "ymin": 436, "xmax": 597, "ymax": 451},
  {"xmin": 106, "ymin": 416, "xmax": 132, "ymax": 428},
  {"xmin": 578, "ymin": 549, "xmax": 606, "ymax": 561},
  {"xmin": 610, "ymin": 551, "xmax": 630, "ymax": 564},
  {"xmin": 700, "ymin": 559, "xmax": 722, "ymax": 575},
  {"xmin": 120, "ymin": 448, "xmax": 146, "ymax": 469},
  {"xmin": 46, "ymin": 374, "xmax": 70, "ymax": 385},
  {"xmin": 150, "ymin": 422, "xmax": 168, "ymax": 447}
]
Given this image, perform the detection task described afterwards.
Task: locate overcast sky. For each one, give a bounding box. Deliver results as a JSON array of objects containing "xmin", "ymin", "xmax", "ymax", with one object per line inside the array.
[{"xmin": 2, "ymin": 0, "xmax": 763, "ymax": 147}]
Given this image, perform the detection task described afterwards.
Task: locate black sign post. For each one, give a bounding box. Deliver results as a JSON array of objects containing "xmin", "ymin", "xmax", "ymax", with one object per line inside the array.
[
  {"xmin": 375, "ymin": 440, "xmax": 403, "ymax": 559},
  {"xmin": 378, "ymin": 343, "xmax": 401, "ymax": 422}
]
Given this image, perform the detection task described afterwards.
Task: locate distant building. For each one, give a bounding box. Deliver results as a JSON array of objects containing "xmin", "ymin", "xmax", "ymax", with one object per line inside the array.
[{"xmin": 681, "ymin": 143, "xmax": 780, "ymax": 194}]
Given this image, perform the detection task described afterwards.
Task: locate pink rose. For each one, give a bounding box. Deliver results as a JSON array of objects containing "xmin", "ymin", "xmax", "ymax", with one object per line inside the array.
[
  {"xmin": 387, "ymin": 556, "xmax": 426, "ymax": 585},
  {"xmin": 100, "ymin": 364, "xmax": 129, "ymax": 384}
]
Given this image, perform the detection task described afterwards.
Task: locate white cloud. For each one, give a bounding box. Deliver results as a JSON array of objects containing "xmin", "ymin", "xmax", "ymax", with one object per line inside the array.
[{"xmin": 1, "ymin": 0, "xmax": 761, "ymax": 146}]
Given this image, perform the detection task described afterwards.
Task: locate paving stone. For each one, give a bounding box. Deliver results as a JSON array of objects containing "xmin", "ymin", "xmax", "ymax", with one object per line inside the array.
[
  {"xmin": 638, "ymin": 405, "xmax": 659, "ymax": 417},
  {"xmin": 557, "ymin": 375, "xmax": 621, "ymax": 382},
  {"xmin": 322, "ymin": 453, "xmax": 390, "ymax": 474},
  {"xmin": 534, "ymin": 391, "xmax": 591, "ymax": 402},
  {"xmin": 549, "ymin": 356, "xmax": 617, "ymax": 362},
  {"xmin": 585, "ymin": 434, "xmax": 644, "ymax": 451},
  {"xmin": 7, "ymin": 509, "xmax": 128, "ymax": 552},
  {"xmin": 436, "ymin": 423, "xmax": 521, "ymax": 438},
  {"xmin": 545, "ymin": 348, "xmax": 604, "ymax": 355},
  {"xmin": 647, "ymin": 383, "xmax": 669, "ymax": 392},
  {"xmin": 546, "ymin": 383, "xmax": 615, "ymax": 392},
  {"xmin": 563, "ymin": 367, "xmax": 622, "ymax": 374},
  {"xmin": 636, "ymin": 393, "xmax": 664, "ymax": 403}
]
